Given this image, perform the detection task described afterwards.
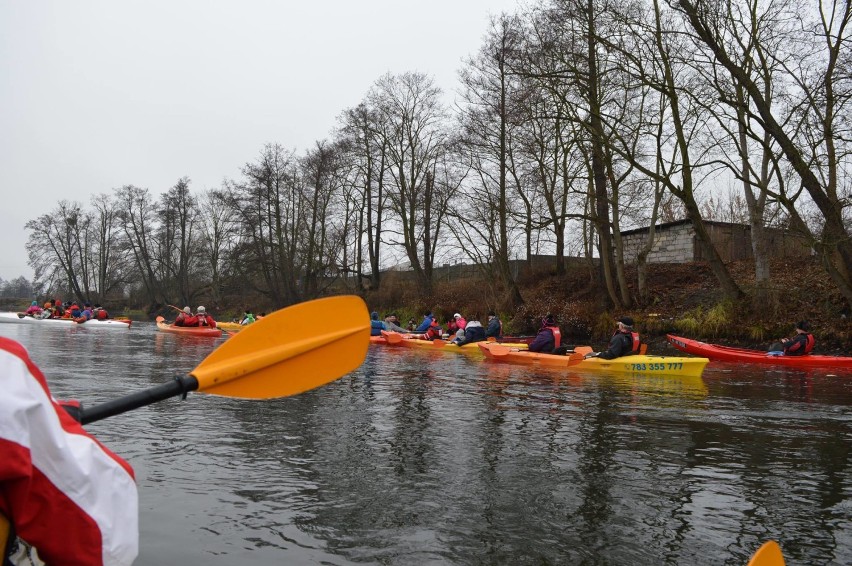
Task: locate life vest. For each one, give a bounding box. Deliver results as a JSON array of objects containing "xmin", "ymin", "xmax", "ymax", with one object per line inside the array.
[
  {"xmin": 546, "ymin": 325, "xmax": 561, "ymax": 349},
  {"xmin": 804, "ymin": 333, "xmax": 815, "ymax": 354},
  {"xmin": 630, "ymin": 332, "xmax": 640, "ymax": 353},
  {"xmin": 96, "ymin": 309, "xmax": 108, "ymax": 320},
  {"xmin": 197, "ymin": 314, "xmax": 213, "ymax": 327},
  {"xmin": 425, "ymin": 320, "xmax": 442, "ymax": 339}
]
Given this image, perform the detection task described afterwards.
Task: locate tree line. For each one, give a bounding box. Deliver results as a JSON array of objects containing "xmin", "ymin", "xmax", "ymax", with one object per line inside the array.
[{"xmin": 24, "ymin": 0, "xmax": 852, "ymax": 312}]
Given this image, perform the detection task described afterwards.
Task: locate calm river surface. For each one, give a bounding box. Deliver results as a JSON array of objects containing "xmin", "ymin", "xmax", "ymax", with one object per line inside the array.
[{"xmin": 1, "ymin": 322, "xmax": 851, "ymax": 565}]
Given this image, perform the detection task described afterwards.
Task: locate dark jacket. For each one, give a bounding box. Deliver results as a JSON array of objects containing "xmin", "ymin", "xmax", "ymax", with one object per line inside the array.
[
  {"xmin": 784, "ymin": 332, "xmax": 815, "ymax": 356},
  {"xmin": 485, "ymin": 317, "xmax": 502, "ymax": 338},
  {"xmin": 456, "ymin": 322, "xmax": 486, "ymax": 346},
  {"xmin": 598, "ymin": 331, "xmax": 638, "ymax": 360},
  {"xmin": 528, "ymin": 327, "xmax": 556, "ymax": 353}
]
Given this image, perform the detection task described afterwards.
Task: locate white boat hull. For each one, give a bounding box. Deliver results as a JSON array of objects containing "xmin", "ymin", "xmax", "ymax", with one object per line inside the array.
[{"xmin": 0, "ymin": 312, "xmax": 131, "ymax": 329}]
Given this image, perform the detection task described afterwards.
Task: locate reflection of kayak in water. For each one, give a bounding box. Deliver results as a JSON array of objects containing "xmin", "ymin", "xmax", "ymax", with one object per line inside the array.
[
  {"xmin": 596, "ymin": 371, "xmax": 709, "ymax": 398},
  {"xmin": 155, "ymin": 316, "xmax": 222, "ymax": 337},
  {"xmin": 0, "ymin": 312, "xmax": 131, "ymax": 329}
]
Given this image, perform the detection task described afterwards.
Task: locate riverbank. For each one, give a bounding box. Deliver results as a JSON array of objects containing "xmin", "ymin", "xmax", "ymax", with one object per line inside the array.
[{"xmin": 365, "ymin": 256, "xmax": 852, "ymax": 355}]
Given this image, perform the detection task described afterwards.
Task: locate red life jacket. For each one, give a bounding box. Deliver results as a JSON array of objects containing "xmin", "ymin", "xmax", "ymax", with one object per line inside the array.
[
  {"xmin": 96, "ymin": 309, "xmax": 108, "ymax": 320},
  {"xmin": 803, "ymin": 333, "xmax": 815, "ymax": 354},
  {"xmin": 630, "ymin": 332, "xmax": 640, "ymax": 353},
  {"xmin": 425, "ymin": 320, "xmax": 442, "ymax": 339},
  {"xmin": 547, "ymin": 325, "xmax": 561, "ymax": 349}
]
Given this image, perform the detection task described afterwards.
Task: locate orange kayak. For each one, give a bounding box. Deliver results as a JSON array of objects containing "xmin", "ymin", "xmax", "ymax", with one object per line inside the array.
[{"xmin": 155, "ymin": 316, "xmax": 222, "ymax": 337}]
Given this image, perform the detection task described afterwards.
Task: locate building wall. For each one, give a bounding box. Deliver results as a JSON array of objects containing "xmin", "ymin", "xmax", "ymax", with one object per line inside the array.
[
  {"xmin": 621, "ymin": 223, "xmax": 696, "ymax": 264},
  {"xmin": 620, "ymin": 221, "xmax": 811, "ymax": 265}
]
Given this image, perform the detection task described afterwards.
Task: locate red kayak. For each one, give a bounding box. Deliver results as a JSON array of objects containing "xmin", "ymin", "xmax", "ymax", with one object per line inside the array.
[{"xmin": 667, "ymin": 334, "xmax": 852, "ymax": 369}]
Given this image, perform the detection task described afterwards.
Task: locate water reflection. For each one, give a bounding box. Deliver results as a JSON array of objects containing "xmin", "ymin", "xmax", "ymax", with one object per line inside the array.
[{"xmin": 0, "ymin": 323, "xmax": 850, "ymax": 565}]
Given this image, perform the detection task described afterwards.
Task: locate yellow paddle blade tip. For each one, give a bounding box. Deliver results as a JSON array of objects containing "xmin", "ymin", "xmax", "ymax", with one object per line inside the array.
[{"xmin": 747, "ymin": 541, "xmax": 785, "ymax": 566}]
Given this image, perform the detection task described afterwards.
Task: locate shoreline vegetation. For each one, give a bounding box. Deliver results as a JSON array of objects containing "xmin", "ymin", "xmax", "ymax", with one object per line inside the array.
[
  {"xmin": 7, "ymin": 256, "xmax": 849, "ymax": 356},
  {"xmin": 358, "ymin": 256, "xmax": 852, "ymax": 356}
]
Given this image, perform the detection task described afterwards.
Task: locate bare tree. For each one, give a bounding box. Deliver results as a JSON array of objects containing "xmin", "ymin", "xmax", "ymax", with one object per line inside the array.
[
  {"xmin": 338, "ymin": 103, "xmax": 390, "ymax": 290},
  {"xmin": 369, "ymin": 72, "xmax": 451, "ymax": 295},
  {"xmin": 456, "ymin": 13, "xmax": 526, "ymax": 309},
  {"xmin": 677, "ymin": 0, "xmax": 852, "ymax": 306}
]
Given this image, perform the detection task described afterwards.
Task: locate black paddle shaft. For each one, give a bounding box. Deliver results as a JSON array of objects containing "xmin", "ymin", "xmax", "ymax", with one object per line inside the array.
[{"xmin": 79, "ymin": 376, "xmax": 200, "ymax": 425}]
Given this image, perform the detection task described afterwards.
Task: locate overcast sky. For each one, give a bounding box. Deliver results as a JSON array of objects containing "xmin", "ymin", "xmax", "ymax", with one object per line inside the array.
[{"xmin": 0, "ymin": 0, "xmax": 522, "ymax": 281}]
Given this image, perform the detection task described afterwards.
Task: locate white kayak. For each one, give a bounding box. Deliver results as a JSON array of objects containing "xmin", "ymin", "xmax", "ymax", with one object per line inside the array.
[{"xmin": 0, "ymin": 312, "xmax": 131, "ymax": 329}]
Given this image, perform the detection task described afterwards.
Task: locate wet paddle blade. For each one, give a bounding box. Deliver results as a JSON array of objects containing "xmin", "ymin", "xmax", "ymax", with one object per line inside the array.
[
  {"xmin": 483, "ymin": 343, "xmax": 511, "ymax": 356},
  {"xmin": 381, "ymin": 330, "xmax": 403, "ymax": 344},
  {"xmin": 574, "ymin": 346, "xmax": 593, "ymax": 355},
  {"xmin": 747, "ymin": 541, "xmax": 785, "ymax": 566},
  {"xmin": 191, "ymin": 296, "xmax": 370, "ymax": 399}
]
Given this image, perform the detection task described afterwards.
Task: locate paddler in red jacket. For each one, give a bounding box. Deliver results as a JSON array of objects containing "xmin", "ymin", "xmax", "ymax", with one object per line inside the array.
[
  {"xmin": 0, "ymin": 337, "xmax": 138, "ymax": 565},
  {"xmin": 174, "ymin": 306, "xmax": 196, "ymax": 327},
  {"xmin": 194, "ymin": 305, "xmax": 217, "ymax": 328}
]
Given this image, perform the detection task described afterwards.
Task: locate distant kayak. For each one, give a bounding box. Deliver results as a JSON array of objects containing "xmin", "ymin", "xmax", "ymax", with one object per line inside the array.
[
  {"xmin": 217, "ymin": 321, "xmax": 244, "ymax": 333},
  {"xmin": 478, "ymin": 342, "xmax": 709, "ymax": 377},
  {"xmin": 381, "ymin": 331, "xmax": 528, "ymax": 353},
  {"xmin": 667, "ymin": 334, "xmax": 852, "ymax": 369},
  {"xmin": 0, "ymin": 312, "xmax": 131, "ymax": 329},
  {"xmin": 155, "ymin": 316, "xmax": 222, "ymax": 337}
]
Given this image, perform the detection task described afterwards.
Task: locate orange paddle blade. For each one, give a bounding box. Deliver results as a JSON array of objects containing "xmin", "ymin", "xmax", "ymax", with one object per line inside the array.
[
  {"xmin": 381, "ymin": 330, "xmax": 403, "ymax": 344},
  {"xmin": 747, "ymin": 541, "xmax": 785, "ymax": 566},
  {"xmin": 190, "ymin": 296, "xmax": 369, "ymax": 399}
]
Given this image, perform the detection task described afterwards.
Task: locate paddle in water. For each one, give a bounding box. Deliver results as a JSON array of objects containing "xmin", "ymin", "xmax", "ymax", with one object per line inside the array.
[{"xmin": 79, "ymin": 296, "xmax": 370, "ymax": 424}]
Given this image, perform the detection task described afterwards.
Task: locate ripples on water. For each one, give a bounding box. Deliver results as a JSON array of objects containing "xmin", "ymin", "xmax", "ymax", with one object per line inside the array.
[{"xmin": 1, "ymin": 323, "xmax": 850, "ymax": 565}]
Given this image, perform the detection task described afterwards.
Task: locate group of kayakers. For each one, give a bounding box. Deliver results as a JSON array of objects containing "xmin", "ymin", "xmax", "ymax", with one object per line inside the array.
[
  {"xmin": 373, "ymin": 308, "xmax": 818, "ymax": 360},
  {"xmin": 23, "ymin": 299, "xmax": 111, "ymax": 323}
]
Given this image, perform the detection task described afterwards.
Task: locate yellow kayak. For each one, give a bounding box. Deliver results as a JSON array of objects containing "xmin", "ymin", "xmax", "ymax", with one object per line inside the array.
[
  {"xmin": 478, "ymin": 342, "xmax": 709, "ymax": 377},
  {"xmin": 381, "ymin": 331, "xmax": 528, "ymax": 354}
]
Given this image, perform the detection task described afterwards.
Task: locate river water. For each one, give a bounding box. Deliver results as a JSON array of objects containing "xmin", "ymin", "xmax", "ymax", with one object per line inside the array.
[{"xmin": 1, "ymin": 321, "xmax": 850, "ymax": 565}]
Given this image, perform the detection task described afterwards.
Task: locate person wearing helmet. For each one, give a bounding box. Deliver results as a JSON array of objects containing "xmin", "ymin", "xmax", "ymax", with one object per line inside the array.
[
  {"xmin": 586, "ymin": 316, "xmax": 640, "ymax": 359},
  {"xmin": 195, "ymin": 306, "xmax": 216, "ymax": 328}
]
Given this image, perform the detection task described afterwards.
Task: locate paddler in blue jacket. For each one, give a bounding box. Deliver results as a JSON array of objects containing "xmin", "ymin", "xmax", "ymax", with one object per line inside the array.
[
  {"xmin": 370, "ymin": 311, "xmax": 386, "ymax": 336},
  {"xmin": 414, "ymin": 311, "xmax": 435, "ymax": 333}
]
